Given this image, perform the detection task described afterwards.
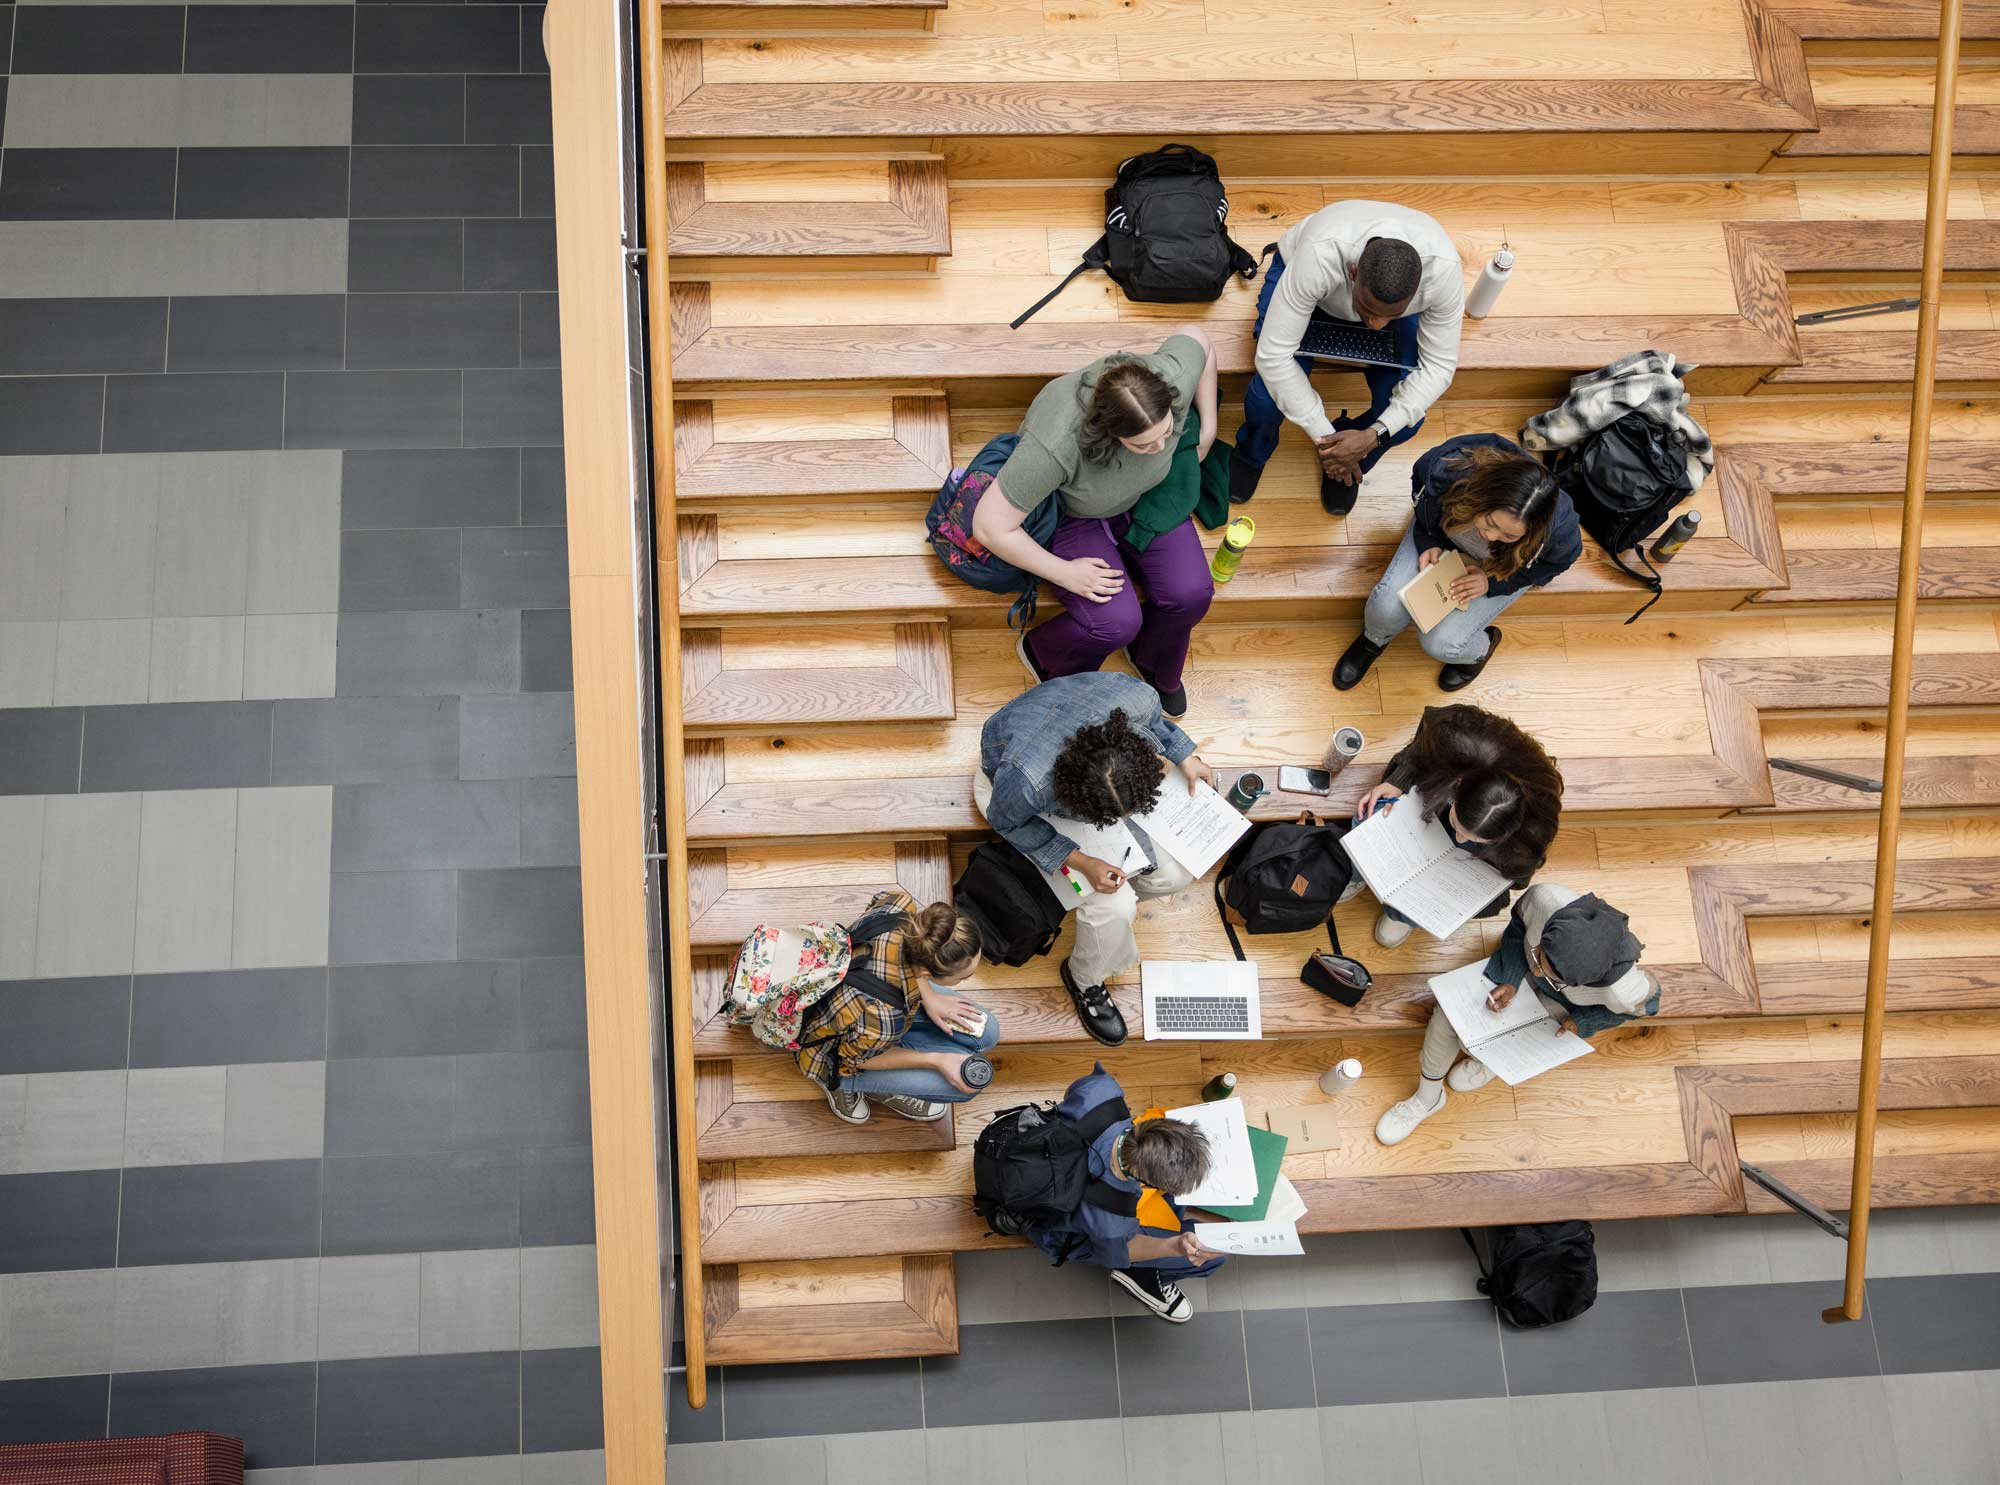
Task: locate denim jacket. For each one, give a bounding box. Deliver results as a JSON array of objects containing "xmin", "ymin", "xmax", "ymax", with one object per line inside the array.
[
  {"xmin": 1411, "ymin": 433, "xmax": 1581, "ymax": 599},
  {"xmin": 978, "ymin": 673, "xmax": 1197, "ymax": 876}
]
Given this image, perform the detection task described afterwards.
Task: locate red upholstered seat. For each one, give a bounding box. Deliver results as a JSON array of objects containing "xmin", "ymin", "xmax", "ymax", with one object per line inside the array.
[{"xmin": 0, "ymin": 1432, "xmax": 243, "ymax": 1485}]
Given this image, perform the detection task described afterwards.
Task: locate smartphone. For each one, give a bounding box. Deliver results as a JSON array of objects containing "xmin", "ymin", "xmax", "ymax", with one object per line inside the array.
[{"xmin": 1279, "ymin": 765, "xmax": 1333, "ymax": 796}]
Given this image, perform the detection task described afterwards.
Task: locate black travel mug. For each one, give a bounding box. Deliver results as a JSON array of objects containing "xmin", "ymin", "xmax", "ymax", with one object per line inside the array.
[{"xmin": 960, "ymin": 1054, "xmax": 994, "ymax": 1089}]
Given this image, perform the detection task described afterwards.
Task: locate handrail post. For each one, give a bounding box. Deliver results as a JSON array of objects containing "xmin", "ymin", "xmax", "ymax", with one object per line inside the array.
[{"xmin": 1824, "ymin": 0, "xmax": 1962, "ymax": 1326}]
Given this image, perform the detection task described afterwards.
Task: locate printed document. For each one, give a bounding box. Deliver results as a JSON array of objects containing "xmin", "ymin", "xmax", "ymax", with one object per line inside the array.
[
  {"xmin": 1162, "ymin": 1096, "xmax": 1259, "ymax": 1207},
  {"xmin": 1429, "ymin": 960, "xmax": 1594, "ymax": 1085},
  {"xmin": 1341, "ymin": 790, "xmax": 1509, "ymax": 939},
  {"xmin": 1193, "ymin": 1220, "xmax": 1305, "ymax": 1256},
  {"xmin": 1398, "ymin": 549, "xmax": 1472, "ymax": 632},
  {"xmin": 1034, "ymin": 811, "xmax": 1141, "ymax": 912},
  {"xmin": 1131, "ymin": 768, "xmax": 1250, "ymax": 880}
]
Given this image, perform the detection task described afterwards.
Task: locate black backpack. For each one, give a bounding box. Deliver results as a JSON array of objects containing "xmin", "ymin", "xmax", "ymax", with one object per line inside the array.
[
  {"xmin": 972, "ymin": 1096, "xmax": 1138, "ymax": 1255},
  {"xmin": 1464, "ymin": 1222, "xmax": 1599, "ymax": 1328},
  {"xmin": 952, "ymin": 839, "xmax": 1065, "ymax": 968},
  {"xmin": 1214, "ymin": 817, "xmax": 1369, "ymax": 1005},
  {"xmin": 1012, "ymin": 144, "xmax": 1259, "ymax": 328},
  {"xmin": 1549, "ymin": 411, "xmax": 1696, "ymax": 622}
]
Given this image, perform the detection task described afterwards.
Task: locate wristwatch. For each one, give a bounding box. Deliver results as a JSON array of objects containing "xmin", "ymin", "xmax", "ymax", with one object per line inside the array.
[{"xmin": 1369, "ymin": 421, "xmax": 1390, "ymax": 447}]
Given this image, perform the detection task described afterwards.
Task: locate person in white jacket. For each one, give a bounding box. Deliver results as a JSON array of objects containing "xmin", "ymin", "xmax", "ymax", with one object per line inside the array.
[
  {"xmin": 1230, "ymin": 200, "xmax": 1466, "ymax": 516},
  {"xmin": 1376, "ymin": 886, "xmax": 1660, "ymax": 1145}
]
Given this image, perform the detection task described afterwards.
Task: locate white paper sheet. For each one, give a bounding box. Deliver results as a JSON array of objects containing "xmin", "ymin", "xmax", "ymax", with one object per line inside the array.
[
  {"xmin": 1161, "ymin": 1096, "xmax": 1259, "ymax": 1206},
  {"xmin": 1339, "ymin": 792, "xmax": 1509, "ymax": 939},
  {"xmin": 1467, "ymin": 1015, "xmax": 1595, "ymax": 1086},
  {"xmin": 1265, "ymin": 1174, "xmax": 1309, "ymax": 1228},
  {"xmin": 1033, "ymin": 812, "xmax": 1141, "ymax": 912},
  {"xmin": 1429, "ymin": 960, "xmax": 1541, "ymax": 1047},
  {"xmin": 1131, "ymin": 770, "xmax": 1250, "ymax": 880},
  {"xmin": 1193, "ymin": 1220, "xmax": 1305, "ymax": 1256}
]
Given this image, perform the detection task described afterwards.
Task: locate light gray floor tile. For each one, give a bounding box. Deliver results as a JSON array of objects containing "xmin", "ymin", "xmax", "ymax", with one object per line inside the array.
[
  {"xmin": 0, "ymin": 622, "xmax": 59, "ymax": 706},
  {"xmin": 220, "ymin": 1257, "xmax": 320, "ymax": 1365},
  {"xmin": 53, "ymin": 618, "xmax": 152, "ymax": 706},
  {"xmin": 1884, "ymin": 1369, "xmax": 2000, "ymax": 1482},
  {"xmin": 318, "ymin": 1254, "xmax": 421, "ymax": 1360},
  {"xmin": 1124, "ymin": 1413, "xmax": 1225, "ymax": 1484},
  {"xmin": 521, "ymin": 1244, "xmax": 598, "ymax": 1349},
  {"xmin": 520, "ymin": 1453, "xmax": 605, "ymax": 1485},
  {"xmin": 1592, "ymin": 1217, "xmax": 1686, "ymax": 1292},
  {"xmin": 419, "ymin": 1248, "xmax": 521, "ymax": 1354},
  {"xmin": 37, "ymin": 792, "xmax": 142, "ymax": 977},
  {"xmin": 113, "ymin": 1262, "xmax": 226, "ymax": 1372},
  {"xmin": 13, "ymin": 1070, "xmax": 128, "ymax": 1174},
  {"xmin": 709, "ymin": 1437, "xmax": 829, "ymax": 1485},
  {"xmin": 0, "ymin": 1078, "xmax": 24, "ymax": 1159},
  {"xmin": 0, "ymin": 797, "xmax": 48, "ymax": 979},
  {"xmin": 124, "ymin": 1064, "xmax": 228, "ymax": 1167},
  {"xmin": 1787, "ymin": 1376, "xmax": 1902, "ymax": 1484},
  {"xmin": 152, "ymin": 465, "xmax": 253, "ymax": 618},
  {"xmin": 224, "ymin": 1062, "xmax": 327, "ymax": 1163},
  {"xmin": 663, "ymin": 1445, "xmax": 733, "ymax": 1485},
  {"xmin": 1506, "ymin": 1392, "xmax": 1618, "ymax": 1484},
  {"xmin": 3, "ymin": 75, "xmax": 353, "ymax": 149},
  {"xmin": 0, "ymin": 1268, "xmax": 114, "ymax": 1379},
  {"xmin": 149, "ymin": 615, "xmax": 246, "ymax": 703},
  {"xmin": 0, "ymin": 469, "xmax": 70, "ymax": 620},
  {"xmin": 1416, "ymin": 1396, "xmax": 1522, "ymax": 1485},
  {"xmin": 1233, "ymin": 1252, "xmax": 1311, "ymax": 1312},
  {"xmin": 1021, "ymin": 1419, "xmax": 1126, "ymax": 1482},
  {"xmin": 249, "ymin": 468, "xmax": 344, "ymax": 616},
  {"xmin": 954, "ymin": 1248, "xmax": 1110, "ymax": 1325},
  {"xmin": 1860, "ymin": 1208, "xmax": 1957, "ymax": 1278},
  {"xmin": 1299, "ymin": 1228, "xmax": 1482, "ymax": 1307},
  {"xmin": 1944, "ymin": 1205, "xmax": 2000, "ymax": 1273},
  {"xmin": 1667, "ymin": 1215, "xmax": 1778, "ymax": 1287},
  {"xmin": 826, "ymin": 1430, "xmax": 924, "ymax": 1485},
  {"xmin": 418, "ymin": 1459, "xmax": 522, "ymax": 1485},
  {"xmin": 233, "ymin": 785, "xmax": 333, "ymax": 969},
  {"xmin": 61, "ymin": 466, "xmax": 160, "ymax": 620},
  {"xmin": 1699, "ymin": 1378, "xmax": 1896, "ymax": 1485},
  {"xmin": 134, "ymin": 787, "xmax": 238, "ymax": 974},
  {"xmin": 244, "ymin": 613, "xmax": 338, "ymax": 700},
  {"xmin": 1599, "ymin": 1387, "xmax": 1713, "ymax": 1485},
  {"xmin": 1318, "ymin": 1401, "xmax": 1422, "ymax": 1480},
  {"xmin": 1754, "ymin": 1215, "xmax": 1850, "ymax": 1285},
  {"xmin": 925, "ymin": 1423, "xmax": 1028, "ymax": 1485},
  {"xmin": 0, "ymin": 222, "xmax": 350, "ymax": 300},
  {"xmin": 1219, "ymin": 1406, "xmax": 1320, "ymax": 1485}
]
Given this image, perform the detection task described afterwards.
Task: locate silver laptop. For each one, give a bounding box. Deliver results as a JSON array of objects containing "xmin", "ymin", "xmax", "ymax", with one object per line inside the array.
[{"xmin": 1141, "ymin": 960, "xmax": 1263, "ymax": 1041}]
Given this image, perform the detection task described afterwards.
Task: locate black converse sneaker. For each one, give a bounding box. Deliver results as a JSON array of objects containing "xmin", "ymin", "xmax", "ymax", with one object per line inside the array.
[{"xmin": 1111, "ymin": 1267, "xmax": 1195, "ymax": 1324}]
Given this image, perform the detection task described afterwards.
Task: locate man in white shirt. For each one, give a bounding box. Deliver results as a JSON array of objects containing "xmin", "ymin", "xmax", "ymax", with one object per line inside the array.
[{"xmin": 1230, "ymin": 199, "xmax": 1466, "ymax": 515}]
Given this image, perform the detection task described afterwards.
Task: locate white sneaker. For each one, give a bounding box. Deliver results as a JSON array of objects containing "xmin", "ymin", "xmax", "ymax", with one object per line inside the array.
[
  {"xmin": 1016, "ymin": 631, "xmax": 1050, "ymax": 687},
  {"xmin": 1375, "ymin": 1086, "xmax": 1445, "ymax": 1145},
  {"xmin": 825, "ymin": 1085, "xmax": 870, "ymax": 1125},
  {"xmin": 872, "ymin": 1094, "xmax": 948, "ymax": 1121},
  {"xmin": 1111, "ymin": 1267, "xmax": 1194, "ymax": 1323},
  {"xmin": 1447, "ymin": 1058, "xmax": 1495, "ymax": 1093},
  {"xmin": 1374, "ymin": 910, "xmax": 1414, "ymax": 949},
  {"xmin": 1337, "ymin": 875, "xmax": 1366, "ymax": 905}
]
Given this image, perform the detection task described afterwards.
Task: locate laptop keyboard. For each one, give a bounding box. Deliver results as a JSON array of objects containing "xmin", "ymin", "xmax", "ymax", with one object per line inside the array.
[
  {"xmin": 1297, "ymin": 317, "xmax": 1411, "ymax": 369},
  {"xmin": 1153, "ymin": 996, "xmax": 1252, "ymax": 1034}
]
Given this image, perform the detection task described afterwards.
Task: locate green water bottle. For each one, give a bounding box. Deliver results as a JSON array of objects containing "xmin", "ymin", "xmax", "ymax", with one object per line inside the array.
[
  {"xmin": 1201, "ymin": 1072, "xmax": 1237, "ymax": 1102},
  {"xmin": 1210, "ymin": 517, "xmax": 1255, "ymax": 583}
]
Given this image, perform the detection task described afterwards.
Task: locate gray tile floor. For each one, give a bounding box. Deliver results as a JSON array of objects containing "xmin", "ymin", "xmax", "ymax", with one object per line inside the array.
[{"xmin": 0, "ymin": 6, "xmax": 601, "ymax": 1477}]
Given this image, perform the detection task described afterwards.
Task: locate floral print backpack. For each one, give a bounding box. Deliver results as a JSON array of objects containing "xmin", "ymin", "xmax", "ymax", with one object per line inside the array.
[
  {"xmin": 721, "ymin": 921, "xmax": 855, "ymax": 1050},
  {"xmin": 924, "ymin": 432, "xmax": 1061, "ymax": 630}
]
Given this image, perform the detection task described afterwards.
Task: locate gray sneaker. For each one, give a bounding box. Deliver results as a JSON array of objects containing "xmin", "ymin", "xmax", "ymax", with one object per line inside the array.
[
  {"xmin": 872, "ymin": 1094, "xmax": 948, "ymax": 1122},
  {"xmin": 824, "ymin": 1085, "xmax": 870, "ymax": 1125}
]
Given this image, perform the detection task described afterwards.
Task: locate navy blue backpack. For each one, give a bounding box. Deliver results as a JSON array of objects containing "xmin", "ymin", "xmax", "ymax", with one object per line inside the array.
[{"xmin": 925, "ymin": 433, "xmax": 1061, "ymax": 629}]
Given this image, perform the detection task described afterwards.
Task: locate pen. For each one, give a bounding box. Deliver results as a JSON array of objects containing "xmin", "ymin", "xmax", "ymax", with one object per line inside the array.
[{"xmin": 1119, "ymin": 845, "xmax": 1132, "ymax": 866}]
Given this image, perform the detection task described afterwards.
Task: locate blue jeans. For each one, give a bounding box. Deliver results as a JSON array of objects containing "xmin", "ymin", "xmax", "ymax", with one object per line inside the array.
[
  {"xmin": 1361, "ymin": 522, "xmax": 1525, "ymax": 665},
  {"xmin": 1235, "ymin": 249, "xmax": 1426, "ymax": 474},
  {"xmin": 840, "ymin": 1002, "xmax": 1001, "ymax": 1104}
]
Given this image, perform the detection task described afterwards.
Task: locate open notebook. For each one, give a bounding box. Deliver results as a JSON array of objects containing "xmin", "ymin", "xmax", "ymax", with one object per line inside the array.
[
  {"xmin": 1429, "ymin": 961, "xmax": 1593, "ymax": 1085},
  {"xmin": 1340, "ymin": 790, "xmax": 1510, "ymax": 939}
]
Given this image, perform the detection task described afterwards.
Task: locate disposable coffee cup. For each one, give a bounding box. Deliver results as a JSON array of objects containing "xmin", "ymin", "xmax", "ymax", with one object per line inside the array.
[
  {"xmin": 960, "ymin": 1054, "xmax": 994, "ymax": 1089},
  {"xmin": 1226, "ymin": 771, "xmax": 1266, "ymax": 811},
  {"xmin": 1318, "ymin": 1057, "xmax": 1363, "ymax": 1094},
  {"xmin": 1322, "ymin": 727, "xmax": 1364, "ymax": 777}
]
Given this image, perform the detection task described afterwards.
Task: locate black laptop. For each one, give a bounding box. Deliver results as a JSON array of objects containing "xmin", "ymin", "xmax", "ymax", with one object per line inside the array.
[{"xmin": 1296, "ymin": 312, "xmax": 1417, "ymax": 370}]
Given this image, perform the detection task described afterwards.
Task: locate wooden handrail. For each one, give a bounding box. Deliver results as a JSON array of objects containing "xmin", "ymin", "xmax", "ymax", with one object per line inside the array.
[
  {"xmin": 636, "ymin": 0, "xmax": 709, "ymax": 1408},
  {"xmin": 1825, "ymin": 0, "xmax": 1963, "ymax": 1327}
]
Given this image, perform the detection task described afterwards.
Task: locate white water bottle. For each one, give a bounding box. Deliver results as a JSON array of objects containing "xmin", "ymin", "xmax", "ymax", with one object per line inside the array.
[{"xmin": 1466, "ymin": 246, "xmax": 1514, "ymax": 319}]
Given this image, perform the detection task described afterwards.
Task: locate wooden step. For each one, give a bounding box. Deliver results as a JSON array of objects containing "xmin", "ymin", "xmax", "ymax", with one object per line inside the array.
[
  {"xmin": 681, "ymin": 620, "xmax": 955, "ymax": 730},
  {"xmin": 1774, "ymin": 0, "xmax": 2000, "ymax": 45},
  {"xmin": 1764, "ymin": 754, "xmax": 2000, "ymax": 810},
  {"xmin": 695, "ymin": 1060, "xmax": 958, "ymax": 1160},
  {"xmin": 673, "ymin": 391, "xmax": 952, "ymax": 501},
  {"xmin": 1777, "ymin": 104, "xmax": 2000, "ymax": 165},
  {"xmin": 666, "ymin": 157, "xmax": 951, "ymax": 262},
  {"xmin": 1752, "ymin": 547, "xmax": 2000, "ymax": 603},
  {"xmin": 690, "ymin": 840, "xmax": 951, "ymax": 948},
  {"xmin": 1766, "ymin": 328, "xmax": 2000, "ymax": 389},
  {"xmin": 703, "ymin": 1255, "xmax": 956, "ymax": 1366}
]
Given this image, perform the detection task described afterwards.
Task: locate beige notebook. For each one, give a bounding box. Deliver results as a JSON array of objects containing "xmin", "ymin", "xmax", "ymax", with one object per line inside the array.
[{"xmin": 1397, "ymin": 548, "xmax": 1471, "ymax": 632}]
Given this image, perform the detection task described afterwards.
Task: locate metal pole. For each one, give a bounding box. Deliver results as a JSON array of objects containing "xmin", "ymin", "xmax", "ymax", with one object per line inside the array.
[{"xmin": 1823, "ymin": 0, "xmax": 1963, "ymax": 1326}]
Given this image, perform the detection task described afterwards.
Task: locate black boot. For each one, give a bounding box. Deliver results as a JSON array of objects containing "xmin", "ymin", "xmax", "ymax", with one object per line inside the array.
[
  {"xmin": 1332, "ymin": 633, "xmax": 1385, "ymax": 691},
  {"xmin": 1319, "ymin": 470, "xmax": 1360, "ymax": 516},
  {"xmin": 1438, "ymin": 627, "xmax": 1504, "ymax": 692},
  {"xmin": 1060, "ymin": 957, "xmax": 1128, "ymax": 1047},
  {"xmin": 1227, "ymin": 447, "xmax": 1263, "ymax": 504}
]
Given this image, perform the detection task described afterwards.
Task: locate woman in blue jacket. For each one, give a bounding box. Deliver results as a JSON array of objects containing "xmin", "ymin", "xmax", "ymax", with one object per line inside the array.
[{"xmin": 1333, "ymin": 433, "xmax": 1580, "ymax": 693}]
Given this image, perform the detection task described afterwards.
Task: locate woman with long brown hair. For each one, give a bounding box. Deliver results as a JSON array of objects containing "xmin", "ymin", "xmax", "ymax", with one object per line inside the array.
[
  {"xmin": 971, "ymin": 327, "xmax": 1219, "ymax": 717},
  {"xmin": 1333, "ymin": 432, "xmax": 1579, "ymax": 692}
]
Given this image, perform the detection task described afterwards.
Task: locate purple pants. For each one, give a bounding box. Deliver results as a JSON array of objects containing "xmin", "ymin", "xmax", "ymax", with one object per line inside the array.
[{"xmin": 1026, "ymin": 513, "xmax": 1214, "ymax": 692}]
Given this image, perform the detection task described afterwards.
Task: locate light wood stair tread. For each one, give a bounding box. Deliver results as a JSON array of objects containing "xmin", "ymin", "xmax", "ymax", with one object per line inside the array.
[
  {"xmin": 1772, "ymin": 0, "xmax": 2000, "ymax": 41},
  {"xmin": 697, "ymin": 1084, "xmax": 958, "ymax": 1160},
  {"xmin": 1780, "ymin": 103, "xmax": 2000, "ymax": 157},
  {"xmin": 1750, "ymin": 547, "xmax": 2000, "ymax": 602},
  {"xmin": 667, "ymin": 158, "xmax": 951, "ymax": 259},
  {"xmin": 674, "ymin": 393, "xmax": 952, "ymax": 501},
  {"xmin": 682, "ymin": 621, "xmax": 955, "ymax": 730},
  {"xmin": 1772, "ymin": 328, "xmax": 2000, "ymax": 384},
  {"xmin": 703, "ymin": 1256, "xmax": 956, "ymax": 1366}
]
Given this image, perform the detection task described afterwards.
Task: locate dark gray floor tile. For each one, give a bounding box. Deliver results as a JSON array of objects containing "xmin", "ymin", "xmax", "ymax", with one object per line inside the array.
[
  {"xmin": 320, "ymin": 1352, "xmax": 521, "ymax": 1464},
  {"xmin": 459, "ymin": 692, "xmax": 574, "ymax": 779},
  {"xmin": 458, "ymin": 866, "xmax": 582, "ymax": 958},
  {"xmin": 465, "ymin": 218, "xmax": 557, "ymax": 292},
  {"xmin": 80, "ymin": 700, "xmax": 274, "ymax": 791},
  {"xmin": 343, "ymin": 448, "xmax": 521, "ymax": 530},
  {"xmin": 0, "ymin": 377, "xmax": 106, "ymax": 455},
  {"xmin": 130, "ymin": 968, "xmax": 329, "ymax": 1068},
  {"xmin": 334, "ymin": 778, "xmax": 520, "ymax": 870},
  {"xmin": 12, "ymin": 5, "xmax": 185, "ymax": 72},
  {"xmin": 111, "ymin": 1364, "xmax": 317, "ymax": 1470},
  {"xmin": 453, "ymin": 1048, "xmax": 590, "ymax": 1149},
  {"xmin": 330, "ymin": 869, "xmax": 459, "ymax": 964},
  {"xmin": 1115, "ymin": 1309, "xmax": 1251, "ymax": 1416},
  {"xmin": 177, "ymin": 147, "xmax": 352, "ymax": 219},
  {"xmin": 0, "ymin": 708, "xmax": 84, "ymax": 793},
  {"xmin": 521, "ymin": 292, "xmax": 560, "ymax": 368},
  {"xmin": 462, "ymin": 526, "xmax": 566, "ymax": 608},
  {"xmin": 184, "ymin": 4, "xmax": 356, "ymax": 72},
  {"xmin": 353, "ymin": 74, "xmax": 467, "ymax": 144},
  {"xmin": 519, "ymin": 610, "xmax": 573, "ymax": 694},
  {"xmin": 325, "ymin": 1054, "xmax": 458, "ymax": 1155},
  {"xmin": 0, "ymin": 149, "xmax": 177, "ymax": 220},
  {"xmin": 103, "ymin": 371, "xmax": 286, "ymax": 452},
  {"xmin": 465, "ymin": 368, "xmax": 561, "ymax": 446},
  {"xmin": 348, "ymin": 219, "xmax": 465, "ymax": 293},
  {"xmin": 519, "ymin": 447, "xmax": 566, "ymax": 525},
  {"xmin": 349, "ymin": 291, "xmax": 520, "ymax": 370},
  {"xmin": 728, "ymin": 1357, "xmax": 922, "ymax": 1441},
  {"xmin": 923, "ymin": 1319, "xmax": 1116, "ymax": 1429},
  {"xmin": 340, "ymin": 528, "xmax": 464, "ymax": 612},
  {"xmin": 467, "ymin": 74, "xmax": 552, "ymax": 144},
  {"xmin": 322, "ymin": 1149, "xmax": 520, "ymax": 1256},
  {"xmin": 0, "ymin": 1377, "xmax": 109, "ymax": 1444},
  {"xmin": 357, "ymin": 4, "xmax": 521, "ymax": 71},
  {"xmin": 0, "ymin": 297, "xmax": 166, "ymax": 374},
  {"xmin": 167, "ymin": 293, "xmax": 346, "ymax": 372},
  {"xmin": 1501, "ymin": 1286, "xmax": 1695, "ymax": 1396},
  {"xmin": 518, "ymin": 956, "xmax": 585, "ymax": 1049},
  {"xmin": 352, "ymin": 145, "xmax": 520, "ymax": 218},
  {"xmin": 522, "ymin": 6, "xmax": 548, "ymax": 72},
  {"xmin": 519, "ymin": 1144, "xmax": 593, "ymax": 1246},
  {"xmin": 0, "ymin": 976, "xmax": 133, "ymax": 1073},
  {"xmin": 518, "ymin": 775, "xmax": 579, "ymax": 866},
  {"xmin": 521, "ymin": 146, "xmax": 554, "ymax": 216},
  {"xmin": 667, "ymin": 1343, "xmax": 723, "ymax": 1445},
  {"xmin": 285, "ymin": 369, "xmax": 464, "ymax": 450},
  {"xmin": 272, "ymin": 695, "xmax": 463, "ymax": 785},
  {"xmin": 336, "ymin": 609, "xmax": 519, "ymax": 696},
  {"xmin": 1245, "ymin": 1305, "xmax": 1316, "ymax": 1412},
  {"xmin": 1871, "ymin": 1272, "xmax": 2000, "ymax": 1375},
  {"xmin": 118, "ymin": 1162, "xmax": 321, "ymax": 1266},
  {"xmin": 330, "ymin": 960, "xmax": 524, "ymax": 1058},
  {"xmin": 524, "ymin": 1347, "xmax": 603, "ymax": 1453},
  {"xmin": 0, "ymin": 1171, "xmax": 120, "ymax": 1274},
  {"xmin": 1309, "ymin": 1299, "xmax": 1505, "ymax": 1406},
  {"xmin": 1684, "ymin": 1280, "xmax": 1882, "ymax": 1385}
]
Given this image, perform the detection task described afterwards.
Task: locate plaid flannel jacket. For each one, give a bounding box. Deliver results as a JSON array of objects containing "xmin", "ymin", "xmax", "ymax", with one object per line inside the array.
[{"xmin": 793, "ymin": 889, "xmax": 920, "ymax": 1088}]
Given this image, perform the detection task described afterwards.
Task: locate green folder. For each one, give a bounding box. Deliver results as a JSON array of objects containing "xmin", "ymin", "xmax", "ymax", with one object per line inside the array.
[{"xmin": 1199, "ymin": 1124, "xmax": 1289, "ymax": 1222}]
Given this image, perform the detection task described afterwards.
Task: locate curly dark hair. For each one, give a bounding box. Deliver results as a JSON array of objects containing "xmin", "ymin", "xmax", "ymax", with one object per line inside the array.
[
  {"xmin": 1050, "ymin": 708, "xmax": 1166, "ymax": 827},
  {"xmin": 1385, "ymin": 704, "xmax": 1563, "ymax": 885}
]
